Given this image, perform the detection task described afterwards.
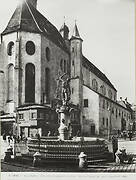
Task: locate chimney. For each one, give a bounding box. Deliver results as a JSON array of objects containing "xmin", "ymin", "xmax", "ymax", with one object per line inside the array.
[
  {"xmin": 120, "ymin": 97, "xmax": 122, "ymax": 101},
  {"xmin": 26, "ymin": 0, "xmax": 37, "ymax": 9}
]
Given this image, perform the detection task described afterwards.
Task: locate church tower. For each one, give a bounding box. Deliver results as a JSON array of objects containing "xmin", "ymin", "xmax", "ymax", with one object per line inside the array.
[
  {"xmin": 59, "ymin": 22, "xmax": 70, "ymax": 50},
  {"xmin": 59, "ymin": 23, "xmax": 69, "ymax": 40},
  {"xmin": 70, "ymin": 23, "xmax": 83, "ymax": 133},
  {"xmin": 0, "ymin": 0, "xmax": 69, "ymax": 136}
]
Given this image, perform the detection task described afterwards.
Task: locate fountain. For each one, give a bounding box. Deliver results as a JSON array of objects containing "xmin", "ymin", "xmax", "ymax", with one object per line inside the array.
[{"xmin": 21, "ymin": 74, "xmax": 113, "ymax": 166}]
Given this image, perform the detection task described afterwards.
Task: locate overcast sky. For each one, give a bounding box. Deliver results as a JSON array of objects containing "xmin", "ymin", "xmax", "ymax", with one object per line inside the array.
[{"xmin": 0, "ymin": 0, "xmax": 135, "ymax": 104}]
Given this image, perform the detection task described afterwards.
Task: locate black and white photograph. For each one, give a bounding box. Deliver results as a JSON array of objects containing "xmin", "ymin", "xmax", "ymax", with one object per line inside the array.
[{"xmin": 0, "ymin": 0, "xmax": 135, "ymax": 177}]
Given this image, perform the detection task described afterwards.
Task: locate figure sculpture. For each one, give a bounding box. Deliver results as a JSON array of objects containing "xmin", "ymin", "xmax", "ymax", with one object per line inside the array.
[{"xmin": 56, "ymin": 73, "xmax": 71, "ymax": 105}]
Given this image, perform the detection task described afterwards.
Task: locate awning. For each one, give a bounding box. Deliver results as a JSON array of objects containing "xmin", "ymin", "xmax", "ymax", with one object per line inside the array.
[
  {"xmin": 1, "ymin": 118, "xmax": 15, "ymax": 122},
  {"xmin": 0, "ymin": 115, "xmax": 15, "ymax": 122}
]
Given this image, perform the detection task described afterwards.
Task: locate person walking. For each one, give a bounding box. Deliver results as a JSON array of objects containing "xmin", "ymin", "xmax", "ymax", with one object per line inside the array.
[
  {"xmin": 128, "ymin": 131, "xmax": 133, "ymax": 141},
  {"xmin": 2, "ymin": 131, "xmax": 6, "ymax": 141},
  {"xmin": 112, "ymin": 135, "xmax": 118, "ymax": 161}
]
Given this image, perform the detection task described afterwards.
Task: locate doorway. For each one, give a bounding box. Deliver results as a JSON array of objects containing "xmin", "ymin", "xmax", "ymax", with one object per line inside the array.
[{"xmin": 90, "ymin": 124, "xmax": 95, "ymax": 135}]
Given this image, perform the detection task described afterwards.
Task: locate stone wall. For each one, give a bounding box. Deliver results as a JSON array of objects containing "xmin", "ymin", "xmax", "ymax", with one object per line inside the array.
[
  {"xmin": 41, "ymin": 34, "xmax": 69, "ymax": 104},
  {"xmin": 99, "ymin": 95, "xmax": 131, "ymax": 136},
  {"xmin": 83, "ymin": 85, "xmax": 99, "ymax": 135}
]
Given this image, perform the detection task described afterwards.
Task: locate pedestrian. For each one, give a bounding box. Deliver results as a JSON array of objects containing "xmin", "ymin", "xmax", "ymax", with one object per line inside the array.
[
  {"xmin": 7, "ymin": 135, "xmax": 13, "ymax": 145},
  {"xmin": 123, "ymin": 131, "xmax": 127, "ymax": 140},
  {"xmin": 47, "ymin": 131, "xmax": 51, "ymax": 137},
  {"xmin": 2, "ymin": 132, "xmax": 6, "ymax": 140},
  {"xmin": 112, "ymin": 135, "xmax": 118, "ymax": 161},
  {"xmin": 128, "ymin": 131, "xmax": 133, "ymax": 141}
]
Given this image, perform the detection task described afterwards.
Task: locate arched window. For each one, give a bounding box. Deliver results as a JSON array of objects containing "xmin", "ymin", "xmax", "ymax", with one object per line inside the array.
[
  {"xmin": 92, "ymin": 79, "xmax": 98, "ymax": 91},
  {"xmin": 100, "ymin": 85, "xmax": 106, "ymax": 95},
  {"xmin": 106, "ymin": 118, "xmax": 108, "ymax": 127},
  {"xmin": 108, "ymin": 89, "xmax": 112, "ymax": 99},
  {"xmin": 7, "ymin": 42, "xmax": 14, "ymax": 56},
  {"xmin": 46, "ymin": 47, "xmax": 50, "ymax": 61},
  {"xmin": 102, "ymin": 118, "xmax": 105, "ymax": 126},
  {"xmin": 45, "ymin": 68, "xmax": 50, "ymax": 103},
  {"xmin": 116, "ymin": 109, "xmax": 118, "ymax": 118},
  {"xmin": 64, "ymin": 60, "xmax": 67, "ymax": 73},
  {"xmin": 103, "ymin": 99, "xmax": 105, "ymax": 109},
  {"xmin": 25, "ymin": 63, "xmax": 35, "ymax": 103},
  {"xmin": 60, "ymin": 59, "xmax": 63, "ymax": 71},
  {"xmin": 26, "ymin": 41, "xmax": 35, "ymax": 55},
  {"xmin": 7, "ymin": 64, "xmax": 14, "ymax": 101}
]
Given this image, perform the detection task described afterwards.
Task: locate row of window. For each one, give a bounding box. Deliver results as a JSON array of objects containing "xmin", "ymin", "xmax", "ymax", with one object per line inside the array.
[
  {"xmin": 6, "ymin": 63, "xmax": 51, "ymax": 104},
  {"xmin": 101, "ymin": 99, "xmax": 131, "ymax": 120},
  {"xmin": 7, "ymin": 41, "xmax": 51, "ymax": 61},
  {"xmin": 19, "ymin": 112, "xmax": 45, "ymax": 120},
  {"xmin": 84, "ymin": 98, "xmax": 131, "ymax": 120},
  {"xmin": 92, "ymin": 79, "xmax": 115, "ymax": 100},
  {"xmin": 7, "ymin": 41, "xmax": 68, "ymax": 73},
  {"xmin": 102, "ymin": 117, "xmax": 109, "ymax": 127}
]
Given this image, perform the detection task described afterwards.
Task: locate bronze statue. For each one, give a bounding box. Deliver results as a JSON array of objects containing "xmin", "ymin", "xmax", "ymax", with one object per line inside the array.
[{"xmin": 56, "ymin": 73, "xmax": 71, "ymax": 105}]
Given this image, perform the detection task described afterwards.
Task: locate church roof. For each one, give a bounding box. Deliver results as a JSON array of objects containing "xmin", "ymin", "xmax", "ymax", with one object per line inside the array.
[
  {"xmin": 83, "ymin": 56, "xmax": 117, "ymax": 91},
  {"xmin": 1, "ymin": 1, "xmax": 68, "ymax": 52}
]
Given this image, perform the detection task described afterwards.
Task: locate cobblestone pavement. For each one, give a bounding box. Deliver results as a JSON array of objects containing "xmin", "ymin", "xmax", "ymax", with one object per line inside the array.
[
  {"xmin": 1, "ymin": 160, "xmax": 136, "ymax": 172},
  {"xmin": 1, "ymin": 161, "xmax": 79, "ymax": 172},
  {"xmin": 1, "ymin": 137, "xmax": 136, "ymax": 172},
  {"xmin": 103, "ymin": 163, "xmax": 136, "ymax": 172}
]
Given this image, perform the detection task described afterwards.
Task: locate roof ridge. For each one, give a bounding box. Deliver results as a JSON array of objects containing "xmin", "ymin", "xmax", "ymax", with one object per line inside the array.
[{"xmin": 25, "ymin": 0, "xmax": 42, "ymax": 33}]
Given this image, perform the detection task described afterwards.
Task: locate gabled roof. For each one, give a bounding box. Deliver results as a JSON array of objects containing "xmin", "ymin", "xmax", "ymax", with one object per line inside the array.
[
  {"xmin": 1, "ymin": 1, "xmax": 68, "ymax": 52},
  {"xmin": 83, "ymin": 56, "xmax": 117, "ymax": 91}
]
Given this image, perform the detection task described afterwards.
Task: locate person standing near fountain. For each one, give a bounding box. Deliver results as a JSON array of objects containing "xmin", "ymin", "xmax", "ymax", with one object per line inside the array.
[{"xmin": 112, "ymin": 135, "xmax": 118, "ymax": 161}]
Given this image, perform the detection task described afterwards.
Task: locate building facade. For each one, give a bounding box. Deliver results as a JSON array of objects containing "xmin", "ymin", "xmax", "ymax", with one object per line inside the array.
[{"xmin": 0, "ymin": 0, "xmax": 133, "ymax": 138}]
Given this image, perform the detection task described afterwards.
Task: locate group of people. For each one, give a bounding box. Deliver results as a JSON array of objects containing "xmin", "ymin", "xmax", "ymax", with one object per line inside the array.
[
  {"xmin": 2, "ymin": 132, "xmax": 13, "ymax": 145},
  {"xmin": 111, "ymin": 134, "xmax": 133, "ymax": 164},
  {"xmin": 2, "ymin": 131, "xmax": 27, "ymax": 144},
  {"xmin": 121, "ymin": 131, "xmax": 133, "ymax": 141}
]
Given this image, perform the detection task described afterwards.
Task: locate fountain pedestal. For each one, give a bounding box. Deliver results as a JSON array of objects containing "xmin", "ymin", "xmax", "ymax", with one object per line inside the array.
[{"xmin": 58, "ymin": 105, "xmax": 71, "ymax": 140}]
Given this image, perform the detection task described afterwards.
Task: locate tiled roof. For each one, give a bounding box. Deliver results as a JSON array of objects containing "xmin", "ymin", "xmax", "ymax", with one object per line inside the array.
[
  {"xmin": 1, "ymin": 1, "xmax": 68, "ymax": 52},
  {"xmin": 83, "ymin": 56, "xmax": 117, "ymax": 91}
]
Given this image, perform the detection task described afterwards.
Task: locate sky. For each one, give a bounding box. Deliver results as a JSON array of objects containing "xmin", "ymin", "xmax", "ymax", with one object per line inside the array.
[{"xmin": 0, "ymin": 0, "xmax": 135, "ymax": 104}]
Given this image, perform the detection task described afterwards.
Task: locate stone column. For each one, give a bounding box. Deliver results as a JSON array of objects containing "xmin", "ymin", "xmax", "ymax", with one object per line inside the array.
[{"xmin": 58, "ymin": 105, "xmax": 69, "ymax": 140}]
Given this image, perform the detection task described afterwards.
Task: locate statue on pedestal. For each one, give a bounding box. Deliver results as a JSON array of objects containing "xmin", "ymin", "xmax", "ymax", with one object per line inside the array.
[
  {"xmin": 56, "ymin": 73, "xmax": 72, "ymax": 140},
  {"xmin": 56, "ymin": 73, "xmax": 71, "ymax": 106}
]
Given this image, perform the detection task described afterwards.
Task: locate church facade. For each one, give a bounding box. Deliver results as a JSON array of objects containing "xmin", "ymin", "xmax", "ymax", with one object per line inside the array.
[{"xmin": 0, "ymin": 0, "xmax": 133, "ymax": 138}]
